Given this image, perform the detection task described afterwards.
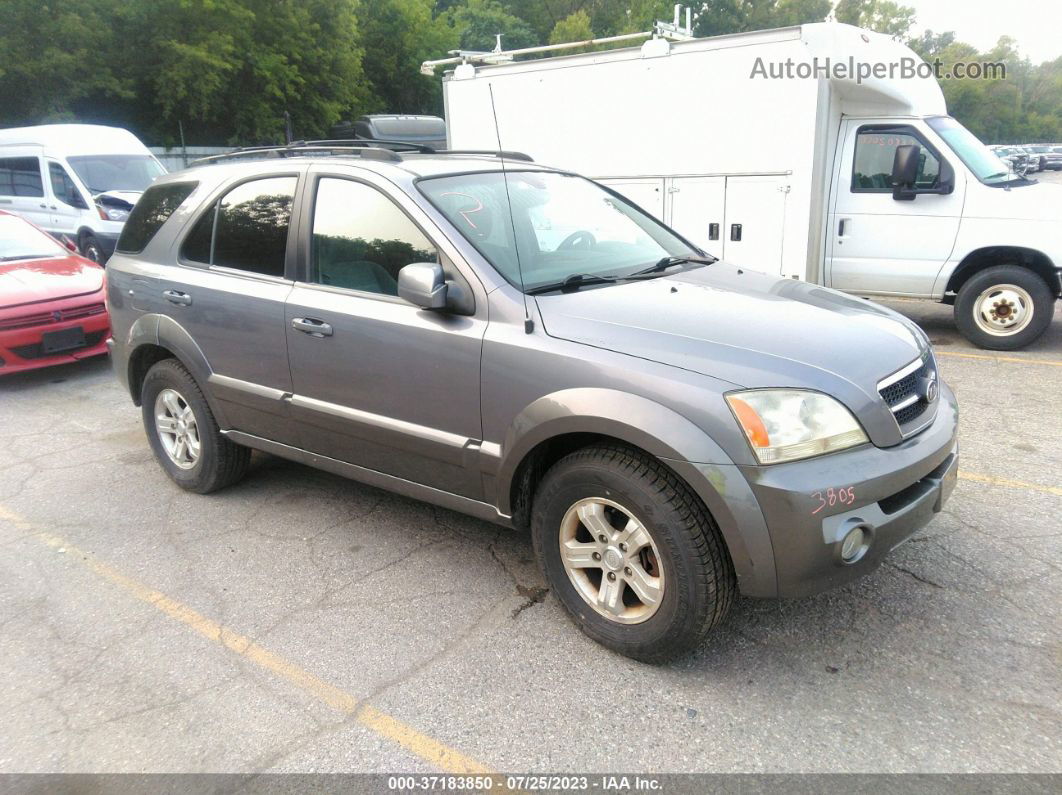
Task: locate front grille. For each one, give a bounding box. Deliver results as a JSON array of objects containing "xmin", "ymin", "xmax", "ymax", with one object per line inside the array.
[
  {"xmin": 878, "ymin": 356, "xmax": 934, "ymax": 430},
  {"xmin": 0, "ymin": 302, "xmax": 105, "ymax": 331},
  {"xmin": 9, "ymin": 330, "xmax": 106, "ymax": 360}
]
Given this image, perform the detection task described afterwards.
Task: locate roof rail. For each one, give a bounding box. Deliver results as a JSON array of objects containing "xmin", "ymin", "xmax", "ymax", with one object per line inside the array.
[{"xmin": 189, "ymin": 140, "xmax": 535, "ymax": 167}]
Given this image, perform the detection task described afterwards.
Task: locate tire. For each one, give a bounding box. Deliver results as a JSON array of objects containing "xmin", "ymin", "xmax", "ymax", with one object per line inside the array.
[
  {"xmin": 79, "ymin": 232, "xmax": 104, "ymax": 264},
  {"xmin": 954, "ymin": 265, "xmax": 1054, "ymax": 350},
  {"xmin": 531, "ymin": 444, "xmax": 735, "ymax": 663},
  {"xmin": 140, "ymin": 359, "xmax": 250, "ymax": 493}
]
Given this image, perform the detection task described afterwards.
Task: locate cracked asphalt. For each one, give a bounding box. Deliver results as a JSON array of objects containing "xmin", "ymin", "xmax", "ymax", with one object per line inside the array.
[{"xmin": 0, "ymin": 300, "xmax": 1059, "ymax": 775}]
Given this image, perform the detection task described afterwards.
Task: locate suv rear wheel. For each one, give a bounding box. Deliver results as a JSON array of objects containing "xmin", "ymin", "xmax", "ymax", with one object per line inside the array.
[
  {"xmin": 141, "ymin": 359, "xmax": 250, "ymax": 493},
  {"xmin": 954, "ymin": 265, "xmax": 1054, "ymax": 350},
  {"xmin": 531, "ymin": 444, "xmax": 735, "ymax": 663}
]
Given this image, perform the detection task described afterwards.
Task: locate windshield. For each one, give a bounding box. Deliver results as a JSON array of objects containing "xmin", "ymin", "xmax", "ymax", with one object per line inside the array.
[
  {"xmin": 0, "ymin": 214, "xmax": 66, "ymax": 261},
  {"xmin": 67, "ymin": 155, "xmax": 165, "ymax": 194},
  {"xmin": 418, "ymin": 171, "xmax": 698, "ymax": 292},
  {"xmin": 928, "ymin": 117, "xmax": 1022, "ymax": 184}
]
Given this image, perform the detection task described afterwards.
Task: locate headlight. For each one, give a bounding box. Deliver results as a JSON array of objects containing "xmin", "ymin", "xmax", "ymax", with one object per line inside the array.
[
  {"xmin": 105, "ymin": 207, "xmax": 129, "ymax": 222},
  {"xmin": 725, "ymin": 389, "xmax": 867, "ymax": 464}
]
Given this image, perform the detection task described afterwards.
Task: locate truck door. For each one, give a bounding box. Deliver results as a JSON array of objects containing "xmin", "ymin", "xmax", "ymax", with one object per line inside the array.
[
  {"xmin": 827, "ymin": 119, "xmax": 963, "ymax": 297},
  {"xmin": 721, "ymin": 175, "xmax": 788, "ymax": 275},
  {"xmin": 665, "ymin": 176, "xmax": 726, "ymax": 258}
]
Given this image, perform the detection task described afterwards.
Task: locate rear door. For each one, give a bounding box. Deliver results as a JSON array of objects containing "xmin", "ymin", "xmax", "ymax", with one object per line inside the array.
[
  {"xmin": 284, "ymin": 168, "xmax": 487, "ymax": 498},
  {"xmin": 0, "ymin": 154, "xmax": 52, "ymax": 231},
  {"xmin": 665, "ymin": 176, "xmax": 726, "ymax": 258},
  {"xmin": 160, "ymin": 172, "xmax": 302, "ymax": 445},
  {"xmin": 720, "ymin": 175, "xmax": 788, "ymax": 274}
]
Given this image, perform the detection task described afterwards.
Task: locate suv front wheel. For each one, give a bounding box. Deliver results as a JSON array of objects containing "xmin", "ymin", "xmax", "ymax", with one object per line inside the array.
[
  {"xmin": 141, "ymin": 359, "xmax": 250, "ymax": 493},
  {"xmin": 531, "ymin": 445, "xmax": 735, "ymax": 663}
]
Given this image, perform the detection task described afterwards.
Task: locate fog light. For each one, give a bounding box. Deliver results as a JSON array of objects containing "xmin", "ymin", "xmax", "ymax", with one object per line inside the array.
[{"xmin": 841, "ymin": 526, "xmax": 866, "ymax": 562}]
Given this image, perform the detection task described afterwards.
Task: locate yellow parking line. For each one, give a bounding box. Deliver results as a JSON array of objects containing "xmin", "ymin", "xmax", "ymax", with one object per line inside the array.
[
  {"xmin": 959, "ymin": 471, "xmax": 1062, "ymax": 498},
  {"xmin": 936, "ymin": 350, "xmax": 1062, "ymax": 367},
  {"xmin": 0, "ymin": 505, "xmax": 492, "ymax": 775}
]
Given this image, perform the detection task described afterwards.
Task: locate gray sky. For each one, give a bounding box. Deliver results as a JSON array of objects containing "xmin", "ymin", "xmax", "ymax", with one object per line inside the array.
[{"xmin": 903, "ymin": 0, "xmax": 1061, "ymax": 64}]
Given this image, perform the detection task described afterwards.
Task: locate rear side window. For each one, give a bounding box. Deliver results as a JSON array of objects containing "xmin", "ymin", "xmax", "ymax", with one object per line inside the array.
[
  {"xmin": 116, "ymin": 182, "xmax": 198, "ymax": 254},
  {"xmin": 180, "ymin": 176, "xmax": 297, "ymax": 277},
  {"xmin": 0, "ymin": 157, "xmax": 44, "ymax": 197}
]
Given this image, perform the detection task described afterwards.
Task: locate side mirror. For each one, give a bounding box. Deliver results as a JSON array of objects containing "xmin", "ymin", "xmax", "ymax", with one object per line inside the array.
[
  {"xmin": 398, "ymin": 262, "xmax": 448, "ymax": 310},
  {"xmin": 891, "ymin": 144, "xmax": 921, "ymax": 199}
]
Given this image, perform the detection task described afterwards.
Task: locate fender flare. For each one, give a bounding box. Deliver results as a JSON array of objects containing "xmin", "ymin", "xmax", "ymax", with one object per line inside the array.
[{"xmin": 493, "ymin": 388, "xmax": 777, "ymax": 597}]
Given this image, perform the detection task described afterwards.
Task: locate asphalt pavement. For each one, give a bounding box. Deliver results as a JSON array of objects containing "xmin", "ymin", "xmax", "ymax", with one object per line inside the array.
[{"xmin": 0, "ymin": 298, "xmax": 1059, "ymax": 775}]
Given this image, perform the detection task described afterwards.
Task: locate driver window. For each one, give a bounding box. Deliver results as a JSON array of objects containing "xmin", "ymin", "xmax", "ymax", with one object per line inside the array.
[
  {"xmin": 48, "ymin": 162, "xmax": 88, "ymax": 209},
  {"xmin": 311, "ymin": 178, "xmax": 439, "ymax": 296},
  {"xmin": 853, "ymin": 129, "xmax": 940, "ymax": 192}
]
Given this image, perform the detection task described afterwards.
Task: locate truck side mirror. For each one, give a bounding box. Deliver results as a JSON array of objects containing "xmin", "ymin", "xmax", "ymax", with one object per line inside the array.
[
  {"xmin": 398, "ymin": 262, "xmax": 448, "ymax": 310},
  {"xmin": 891, "ymin": 144, "xmax": 921, "ymax": 200}
]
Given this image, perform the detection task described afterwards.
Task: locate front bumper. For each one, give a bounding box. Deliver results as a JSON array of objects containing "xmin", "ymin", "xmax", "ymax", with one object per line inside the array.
[
  {"xmin": 0, "ymin": 298, "xmax": 110, "ymax": 376},
  {"xmin": 739, "ymin": 381, "xmax": 959, "ymax": 597}
]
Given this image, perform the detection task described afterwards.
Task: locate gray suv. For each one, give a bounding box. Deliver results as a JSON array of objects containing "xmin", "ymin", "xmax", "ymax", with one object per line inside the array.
[{"xmin": 106, "ymin": 144, "xmax": 959, "ymax": 662}]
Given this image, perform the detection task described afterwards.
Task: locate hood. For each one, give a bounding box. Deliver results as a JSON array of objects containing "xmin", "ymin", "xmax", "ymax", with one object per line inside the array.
[
  {"xmin": 94, "ymin": 190, "xmax": 142, "ymax": 211},
  {"xmin": 0, "ymin": 255, "xmax": 105, "ymax": 309},
  {"xmin": 964, "ymin": 179, "xmax": 1062, "ymax": 221},
  {"xmin": 535, "ymin": 265, "xmax": 929, "ymax": 443}
]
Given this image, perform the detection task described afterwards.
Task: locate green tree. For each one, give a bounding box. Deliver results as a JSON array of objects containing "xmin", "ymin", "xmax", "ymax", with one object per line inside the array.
[
  {"xmin": 693, "ymin": 0, "xmax": 831, "ymax": 38},
  {"xmin": 450, "ymin": 0, "xmax": 538, "ymax": 52},
  {"xmin": 834, "ymin": 0, "xmax": 915, "ymax": 39},
  {"xmin": 358, "ymin": 0, "xmax": 459, "ymax": 117},
  {"xmin": 549, "ymin": 10, "xmax": 596, "ymax": 51}
]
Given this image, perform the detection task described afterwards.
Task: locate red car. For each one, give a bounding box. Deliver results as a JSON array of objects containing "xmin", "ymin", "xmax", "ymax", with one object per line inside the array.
[{"xmin": 0, "ymin": 210, "xmax": 109, "ymax": 375}]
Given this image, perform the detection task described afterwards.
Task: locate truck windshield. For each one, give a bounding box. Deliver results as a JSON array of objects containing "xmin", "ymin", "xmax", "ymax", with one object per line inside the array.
[
  {"xmin": 67, "ymin": 155, "xmax": 165, "ymax": 195},
  {"xmin": 927, "ymin": 117, "xmax": 1026, "ymax": 185},
  {"xmin": 418, "ymin": 171, "xmax": 698, "ymax": 292}
]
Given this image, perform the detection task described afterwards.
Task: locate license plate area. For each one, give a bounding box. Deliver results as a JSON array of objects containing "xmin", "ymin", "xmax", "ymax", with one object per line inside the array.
[{"xmin": 41, "ymin": 326, "xmax": 86, "ymax": 354}]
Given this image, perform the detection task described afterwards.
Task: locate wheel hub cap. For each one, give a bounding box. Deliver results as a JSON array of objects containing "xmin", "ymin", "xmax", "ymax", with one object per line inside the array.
[
  {"xmin": 974, "ymin": 284, "xmax": 1033, "ymax": 336},
  {"xmin": 154, "ymin": 388, "xmax": 200, "ymax": 470},
  {"xmin": 558, "ymin": 497, "xmax": 665, "ymax": 625}
]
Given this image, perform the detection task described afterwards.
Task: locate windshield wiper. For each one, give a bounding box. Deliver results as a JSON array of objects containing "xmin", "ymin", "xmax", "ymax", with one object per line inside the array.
[
  {"xmin": 626, "ymin": 254, "xmax": 716, "ymax": 279},
  {"xmin": 527, "ymin": 272, "xmax": 623, "ymax": 295}
]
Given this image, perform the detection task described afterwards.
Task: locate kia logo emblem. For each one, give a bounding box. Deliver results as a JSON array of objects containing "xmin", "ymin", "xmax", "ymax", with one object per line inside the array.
[{"xmin": 924, "ymin": 376, "xmax": 938, "ymax": 403}]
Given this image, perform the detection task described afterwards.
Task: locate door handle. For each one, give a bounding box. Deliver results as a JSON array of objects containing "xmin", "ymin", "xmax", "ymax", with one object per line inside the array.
[
  {"xmin": 708, "ymin": 223, "xmax": 719, "ymax": 241},
  {"xmin": 163, "ymin": 289, "xmax": 192, "ymax": 306},
  {"xmin": 730, "ymin": 223, "xmax": 742, "ymax": 241},
  {"xmin": 838, "ymin": 218, "xmax": 850, "ymax": 237},
  {"xmin": 292, "ymin": 317, "xmax": 333, "ymax": 337}
]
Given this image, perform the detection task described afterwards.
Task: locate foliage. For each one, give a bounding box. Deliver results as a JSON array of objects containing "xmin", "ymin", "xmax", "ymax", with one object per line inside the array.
[{"xmin": 0, "ymin": 0, "xmax": 1059, "ymax": 146}]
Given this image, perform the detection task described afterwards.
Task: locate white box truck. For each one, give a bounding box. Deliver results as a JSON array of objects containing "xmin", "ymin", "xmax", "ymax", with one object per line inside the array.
[{"xmin": 428, "ymin": 22, "xmax": 1062, "ymax": 349}]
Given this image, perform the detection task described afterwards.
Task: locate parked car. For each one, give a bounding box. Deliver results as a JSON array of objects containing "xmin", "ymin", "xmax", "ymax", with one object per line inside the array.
[
  {"xmin": 105, "ymin": 147, "xmax": 958, "ymax": 662},
  {"xmin": 0, "ymin": 124, "xmax": 166, "ymax": 264},
  {"xmin": 989, "ymin": 146, "xmax": 1027, "ymax": 174},
  {"xmin": 1041, "ymin": 145, "xmax": 1062, "ymax": 170},
  {"xmin": 0, "ymin": 210, "xmax": 109, "ymax": 375},
  {"xmin": 435, "ymin": 23, "xmax": 1062, "ymax": 350},
  {"xmin": 1020, "ymin": 146, "xmax": 1046, "ymax": 172}
]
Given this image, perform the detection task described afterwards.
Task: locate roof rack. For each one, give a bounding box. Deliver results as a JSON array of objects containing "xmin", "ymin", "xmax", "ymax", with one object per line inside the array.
[{"xmin": 190, "ymin": 139, "xmax": 534, "ymax": 166}]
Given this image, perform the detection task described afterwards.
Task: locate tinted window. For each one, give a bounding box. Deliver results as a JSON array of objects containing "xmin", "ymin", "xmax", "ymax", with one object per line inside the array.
[
  {"xmin": 0, "ymin": 157, "xmax": 44, "ymax": 197},
  {"xmin": 212, "ymin": 177, "xmax": 296, "ymax": 276},
  {"xmin": 311, "ymin": 178, "xmax": 437, "ymax": 295},
  {"xmin": 117, "ymin": 181, "xmax": 198, "ymax": 254},
  {"xmin": 180, "ymin": 203, "xmax": 215, "ymax": 263},
  {"xmin": 853, "ymin": 129, "xmax": 940, "ymax": 191},
  {"xmin": 49, "ymin": 163, "xmax": 88, "ymax": 209}
]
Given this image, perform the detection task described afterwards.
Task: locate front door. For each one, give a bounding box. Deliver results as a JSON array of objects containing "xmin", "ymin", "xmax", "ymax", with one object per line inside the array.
[
  {"xmin": 826, "ymin": 119, "xmax": 964, "ymax": 297},
  {"xmin": 47, "ymin": 159, "xmax": 90, "ymax": 238},
  {"xmin": 285, "ymin": 171, "xmax": 487, "ymax": 498}
]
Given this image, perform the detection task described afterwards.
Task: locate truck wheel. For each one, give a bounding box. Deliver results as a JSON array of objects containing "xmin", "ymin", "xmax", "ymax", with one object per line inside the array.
[
  {"xmin": 79, "ymin": 232, "xmax": 103, "ymax": 264},
  {"xmin": 954, "ymin": 265, "xmax": 1053, "ymax": 350},
  {"xmin": 531, "ymin": 444, "xmax": 735, "ymax": 663},
  {"xmin": 141, "ymin": 359, "xmax": 250, "ymax": 493}
]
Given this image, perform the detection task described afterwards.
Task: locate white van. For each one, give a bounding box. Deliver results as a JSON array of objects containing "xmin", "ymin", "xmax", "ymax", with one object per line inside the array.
[
  {"xmin": 0, "ymin": 124, "xmax": 166, "ymax": 263},
  {"xmin": 430, "ymin": 22, "xmax": 1062, "ymax": 349}
]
